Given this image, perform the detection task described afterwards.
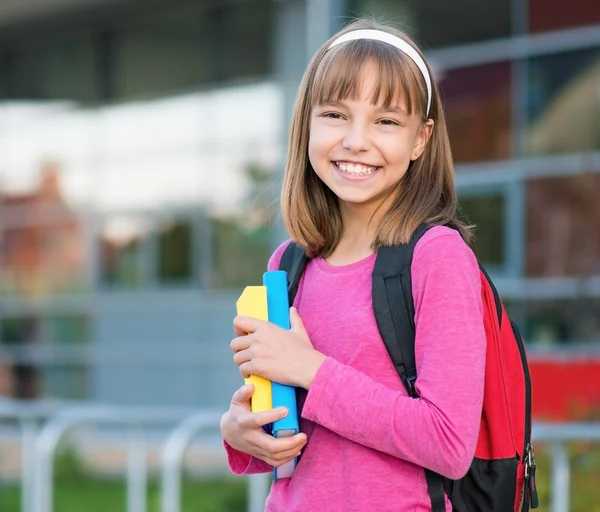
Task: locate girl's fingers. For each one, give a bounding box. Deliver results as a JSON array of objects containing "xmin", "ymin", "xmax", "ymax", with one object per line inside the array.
[
  {"xmin": 259, "ymin": 432, "xmax": 307, "ymax": 455},
  {"xmin": 233, "ymin": 349, "xmax": 251, "ymax": 367},
  {"xmin": 230, "ymin": 335, "xmax": 251, "ymax": 353},
  {"xmin": 231, "ymin": 384, "xmax": 254, "ymax": 407},
  {"xmin": 259, "ymin": 451, "xmax": 301, "ymax": 468},
  {"xmin": 239, "ymin": 407, "xmax": 289, "ymax": 429}
]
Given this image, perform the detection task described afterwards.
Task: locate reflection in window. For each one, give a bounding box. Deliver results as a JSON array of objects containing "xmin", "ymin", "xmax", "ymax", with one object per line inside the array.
[
  {"xmin": 349, "ymin": 0, "xmax": 510, "ymax": 48},
  {"xmin": 1, "ymin": 33, "xmax": 97, "ymax": 103},
  {"xmin": 0, "ymin": 162, "xmax": 87, "ymax": 297},
  {"xmin": 158, "ymin": 219, "xmax": 193, "ymax": 282},
  {"xmin": 529, "ymin": 0, "xmax": 600, "ymax": 33},
  {"xmin": 528, "ymin": 48, "xmax": 600, "ymax": 155},
  {"xmin": 115, "ymin": 4, "xmax": 212, "ymax": 99},
  {"xmin": 100, "ymin": 217, "xmax": 147, "ymax": 286},
  {"xmin": 210, "ymin": 162, "xmax": 277, "ymax": 289},
  {"xmin": 42, "ymin": 365, "xmax": 88, "ymax": 400},
  {"xmin": 0, "ymin": 316, "xmax": 40, "ymax": 399},
  {"xmin": 520, "ymin": 299, "xmax": 600, "ymax": 347},
  {"xmin": 218, "ymin": 0, "xmax": 272, "ymax": 81},
  {"xmin": 526, "ymin": 175, "xmax": 600, "ymax": 277},
  {"xmin": 459, "ymin": 193, "xmax": 505, "ymax": 267},
  {"xmin": 440, "ymin": 62, "xmax": 512, "ymax": 163},
  {"xmin": 47, "ymin": 315, "xmax": 89, "ymax": 345}
]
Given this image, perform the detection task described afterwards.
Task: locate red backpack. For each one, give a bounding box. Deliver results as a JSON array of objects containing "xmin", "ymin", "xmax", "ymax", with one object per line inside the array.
[{"xmin": 279, "ymin": 224, "xmax": 539, "ymax": 512}]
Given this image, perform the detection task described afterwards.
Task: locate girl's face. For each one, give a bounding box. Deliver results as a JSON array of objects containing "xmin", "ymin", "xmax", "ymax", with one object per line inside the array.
[{"xmin": 308, "ymin": 62, "xmax": 433, "ymax": 219}]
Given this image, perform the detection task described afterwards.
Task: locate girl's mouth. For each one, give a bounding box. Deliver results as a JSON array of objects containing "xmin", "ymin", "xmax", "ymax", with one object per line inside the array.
[{"xmin": 333, "ymin": 161, "xmax": 380, "ymax": 178}]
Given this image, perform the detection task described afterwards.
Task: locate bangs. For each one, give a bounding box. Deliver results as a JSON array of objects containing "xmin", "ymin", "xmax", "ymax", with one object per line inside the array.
[{"xmin": 310, "ymin": 40, "xmax": 425, "ymax": 116}]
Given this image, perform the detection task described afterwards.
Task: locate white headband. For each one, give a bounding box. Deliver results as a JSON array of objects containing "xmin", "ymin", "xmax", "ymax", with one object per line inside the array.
[{"xmin": 328, "ymin": 29, "xmax": 432, "ymax": 116}]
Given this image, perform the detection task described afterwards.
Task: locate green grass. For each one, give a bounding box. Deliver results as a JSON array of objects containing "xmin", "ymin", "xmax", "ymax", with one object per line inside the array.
[{"xmin": 0, "ymin": 477, "xmax": 247, "ymax": 512}]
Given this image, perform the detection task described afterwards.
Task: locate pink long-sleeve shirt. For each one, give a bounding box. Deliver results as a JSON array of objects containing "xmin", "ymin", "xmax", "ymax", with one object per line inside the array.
[{"xmin": 224, "ymin": 226, "xmax": 486, "ymax": 512}]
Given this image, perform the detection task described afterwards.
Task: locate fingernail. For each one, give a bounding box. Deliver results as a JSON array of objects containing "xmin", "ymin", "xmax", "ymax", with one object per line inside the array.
[{"xmin": 278, "ymin": 408, "xmax": 288, "ymax": 417}]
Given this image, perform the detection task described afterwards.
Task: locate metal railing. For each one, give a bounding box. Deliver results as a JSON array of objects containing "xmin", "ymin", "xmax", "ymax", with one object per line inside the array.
[
  {"xmin": 160, "ymin": 411, "xmax": 269, "ymax": 512},
  {"xmin": 532, "ymin": 422, "xmax": 600, "ymax": 512},
  {"xmin": 0, "ymin": 400, "xmax": 66, "ymax": 512},
  {"xmin": 1, "ymin": 399, "xmax": 599, "ymax": 512},
  {"xmin": 33, "ymin": 405, "xmax": 196, "ymax": 512}
]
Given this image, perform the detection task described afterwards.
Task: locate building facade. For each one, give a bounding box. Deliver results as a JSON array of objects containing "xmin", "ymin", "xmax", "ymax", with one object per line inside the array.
[{"xmin": 0, "ymin": 0, "xmax": 598, "ymax": 418}]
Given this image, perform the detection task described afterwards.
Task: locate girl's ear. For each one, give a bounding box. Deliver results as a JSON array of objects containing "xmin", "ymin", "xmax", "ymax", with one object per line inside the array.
[{"xmin": 411, "ymin": 119, "xmax": 434, "ymax": 161}]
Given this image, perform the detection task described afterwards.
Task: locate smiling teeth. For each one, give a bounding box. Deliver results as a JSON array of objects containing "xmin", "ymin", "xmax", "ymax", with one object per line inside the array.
[{"xmin": 336, "ymin": 162, "xmax": 377, "ymax": 175}]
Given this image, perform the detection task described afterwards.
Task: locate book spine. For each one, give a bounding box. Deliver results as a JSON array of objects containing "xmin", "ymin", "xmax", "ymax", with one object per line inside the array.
[
  {"xmin": 263, "ymin": 270, "xmax": 299, "ymax": 480},
  {"xmin": 236, "ymin": 286, "xmax": 272, "ymax": 412}
]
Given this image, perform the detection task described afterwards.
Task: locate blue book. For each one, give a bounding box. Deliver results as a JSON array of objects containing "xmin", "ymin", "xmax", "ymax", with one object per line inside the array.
[{"xmin": 263, "ymin": 270, "xmax": 300, "ymax": 480}]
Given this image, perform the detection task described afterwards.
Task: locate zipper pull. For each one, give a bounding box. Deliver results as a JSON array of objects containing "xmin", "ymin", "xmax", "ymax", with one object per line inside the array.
[{"xmin": 524, "ymin": 444, "xmax": 539, "ymax": 509}]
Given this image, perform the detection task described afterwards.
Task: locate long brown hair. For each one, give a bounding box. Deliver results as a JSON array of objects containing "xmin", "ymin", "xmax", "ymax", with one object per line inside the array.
[{"xmin": 281, "ymin": 18, "xmax": 472, "ymax": 258}]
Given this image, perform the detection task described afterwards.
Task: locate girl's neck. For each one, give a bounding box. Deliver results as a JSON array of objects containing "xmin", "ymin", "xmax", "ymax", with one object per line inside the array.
[{"xmin": 325, "ymin": 207, "xmax": 378, "ymax": 266}]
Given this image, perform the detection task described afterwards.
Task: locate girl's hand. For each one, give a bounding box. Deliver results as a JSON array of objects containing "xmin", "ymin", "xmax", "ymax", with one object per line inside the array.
[
  {"xmin": 221, "ymin": 384, "xmax": 307, "ymax": 467},
  {"xmin": 231, "ymin": 307, "xmax": 326, "ymax": 389}
]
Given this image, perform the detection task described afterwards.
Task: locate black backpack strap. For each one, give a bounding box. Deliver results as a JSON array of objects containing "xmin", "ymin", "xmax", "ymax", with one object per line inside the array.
[
  {"xmin": 372, "ymin": 223, "xmax": 446, "ymax": 512},
  {"xmin": 372, "ymin": 223, "xmax": 429, "ymax": 397},
  {"xmin": 278, "ymin": 242, "xmax": 310, "ymax": 306}
]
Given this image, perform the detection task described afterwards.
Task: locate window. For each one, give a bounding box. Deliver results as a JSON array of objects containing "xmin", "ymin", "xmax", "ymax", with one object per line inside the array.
[
  {"xmin": 526, "ymin": 175, "xmax": 600, "ymax": 277},
  {"xmin": 521, "ymin": 299, "xmax": 600, "ymax": 347},
  {"xmin": 0, "ymin": 316, "xmax": 40, "ymax": 399},
  {"xmin": 528, "ymin": 48, "xmax": 600, "ymax": 156},
  {"xmin": 157, "ymin": 218, "xmax": 193, "ymax": 282},
  {"xmin": 440, "ymin": 62, "xmax": 512, "ymax": 163},
  {"xmin": 100, "ymin": 216, "xmax": 147, "ymax": 287},
  {"xmin": 459, "ymin": 193, "xmax": 506, "ymax": 268},
  {"xmin": 1, "ymin": 32, "xmax": 97, "ymax": 103},
  {"xmin": 529, "ymin": 0, "xmax": 600, "ymax": 33},
  {"xmin": 114, "ymin": 4, "xmax": 212, "ymax": 100},
  {"xmin": 217, "ymin": 0, "xmax": 272, "ymax": 81},
  {"xmin": 210, "ymin": 162, "xmax": 277, "ymax": 289},
  {"xmin": 349, "ymin": 0, "xmax": 510, "ymax": 48}
]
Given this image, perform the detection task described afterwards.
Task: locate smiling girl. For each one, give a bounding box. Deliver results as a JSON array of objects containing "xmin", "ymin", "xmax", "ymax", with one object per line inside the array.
[{"xmin": 220, "ymin": 18, "xmax": 486, "ymax": 512}]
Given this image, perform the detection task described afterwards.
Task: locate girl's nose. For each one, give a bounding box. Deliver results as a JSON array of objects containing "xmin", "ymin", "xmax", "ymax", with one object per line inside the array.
[{"xmin": 342, "ymin": 124, "xmax": 371, "ymax": 153}]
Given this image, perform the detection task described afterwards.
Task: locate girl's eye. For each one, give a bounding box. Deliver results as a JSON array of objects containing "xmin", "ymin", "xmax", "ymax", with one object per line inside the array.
[
  {"xmin": 378, "ymin": 118, "xmax": 400, "ymax": 126},
  {"xmin": 322, "ymin": 112, "xmax": 344, "ymax": 120}
]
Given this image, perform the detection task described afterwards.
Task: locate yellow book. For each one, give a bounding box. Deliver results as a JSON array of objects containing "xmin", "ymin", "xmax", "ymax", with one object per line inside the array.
[{"xmin": 236, "ymin": 286, "xmax": 273, "ymax": 412}]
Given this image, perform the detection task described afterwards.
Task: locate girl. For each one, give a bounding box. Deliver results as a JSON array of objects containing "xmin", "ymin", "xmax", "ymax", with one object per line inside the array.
[{"xmin": 221, "ymin": 17, "xmax": 486, "ymax": 512}]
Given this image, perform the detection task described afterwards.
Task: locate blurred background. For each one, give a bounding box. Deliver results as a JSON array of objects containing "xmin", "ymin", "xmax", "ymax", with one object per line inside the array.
[{"xmin": 0, "ymin": 0, "xmax": 598, "ymax": 511}]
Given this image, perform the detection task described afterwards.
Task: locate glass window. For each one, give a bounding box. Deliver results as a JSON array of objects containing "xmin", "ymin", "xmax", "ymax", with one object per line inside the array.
[
  {"xmin": 1, "ymin": 32, "xmax": 97, "ymax": 103},
  {"xmin": 157, "ymin": 218, "xmax": 193, "ymax": 282},
  {"xmin": 459, "ymin": 193, "xmax": 506, "ymax": 267},
  {"xmin": 529, "ymin": 0, "xmax": 600, "ymax": 33},
  {"xmin": 46, "ymin": 315, "xmax": 89, "ymax": 345},
  {"xmin": 439, "ymin": 62, "xmax": 512, "ymax": 163},
  {"xmin": 526, "ymin": 175, "xmax": 600, "ymax": 278},
  {"xmin": 349, "ymin": 0, "xmax": 510, "ymax": 48},
  {"xmin": 515, "ymin": 299, "xmax": 600, "ymax": 348},
  {"xmin": 0, "ymin": 316, "xmax": 40, "ymax": 399},
  {"xmin": 218, "ymin": 0, "xmax": 272, "ymax": 82},
  {"xmin": 210, "ymin": 161, "xmax": 278, "ymax": 289},
  {"xmin": 528, "ymin": 48, "xmax": 600, "ymax": 156},
  {"xmin": 100, "ymin": 216, "xmax": 148, "ymax": 287},
  {"xmin": 114, "ymin": 4, "xmax": 213, "ymax": 100},
  {"xmin": 42, "ymin": 365, "xmax": 89, "ymax": 400}
]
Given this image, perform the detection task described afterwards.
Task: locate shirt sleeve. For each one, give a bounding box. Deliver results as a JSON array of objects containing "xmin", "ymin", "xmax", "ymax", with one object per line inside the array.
[
  {"xmin": 222, "ymin": 239, "xmax": 293, "ymax": 475},
  {"xmin": 300, "ymin": 229, "xmax": 486, "ymax": 479},
  {"xmin": 223, "ymin": 440, "xmax": 272, "ymax": 475}
]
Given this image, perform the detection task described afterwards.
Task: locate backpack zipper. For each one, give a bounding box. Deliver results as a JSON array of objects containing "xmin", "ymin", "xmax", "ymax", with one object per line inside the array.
[
  {"xmin": 509, "ymin": 319, "xmax": 531, "ymax": 459},
  {"xmin": 510, "ymin": 319, "xmax": 539, "ymax": 508}
]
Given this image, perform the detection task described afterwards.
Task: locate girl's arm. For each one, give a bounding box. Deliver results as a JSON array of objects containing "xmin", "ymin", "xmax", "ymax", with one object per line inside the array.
[{"xmin": 300, "ymin": 230, "xmax": 486, "ymax": 479}]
